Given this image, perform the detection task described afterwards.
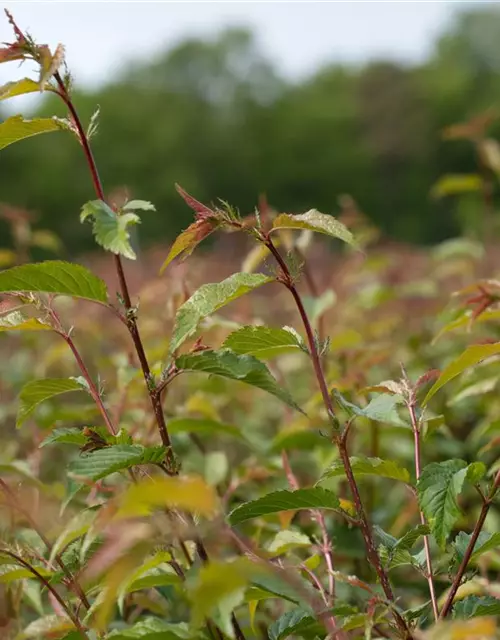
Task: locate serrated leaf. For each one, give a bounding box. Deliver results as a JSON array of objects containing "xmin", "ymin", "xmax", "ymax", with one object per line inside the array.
[
  {"xmin": 417, "ymin": 460, "xmax": 468, "ymax": 549},
  {"xmin": 268, "ymin": 608, "xmax": 317, "ymax": 640},
  {"xmin": 106, "ymin": 619, "xmax": 194, "ymax": 639},
  {"xmin": 17, "ymin": 378, "xmax": 86, "ymax": 428},
  {"xmin": 0, "ymin": 115, "xmax": 63, "ymax": 150},
  {"xmin": 431, "ymin": 173, "xmax": 482, "ymax": 198},
  {"xmin": 271, "ymin": 210, "xmax": 358, "ymax": 248},
  {"xmin": 81, "ymin": 200, "xmax": 140, "ymax": 260},
  {"xmin": 0, "ymin": 310, "xmax": 51, "ymax": 332},
  {"xmin": 466, "ymin": 461, "xmax": 486, "ymax": 485},
  {"xmin": 318, "ymin": 456, "xmax": 410, "ymax": 484},
  {"xmin": 167, "ymin": 416, "xmax": 243, "ymax": 439},
  {"xmin": 228, "ymin": 487, "xmax": 339, "ymax": 525},
  {"xmin": 423, "ymin": 342, "xmax": 500, "ymax": 406},
  {"xmin": 453, "ymin": 531, "xmax": 500, "ymax": 565},
  {"xmin": 39, "ymin": 427, "xmax": 87, "ymax": 448},
  {"xmin": 49, "ymin": 509, "xmax": 96, "ymax": 565},
  {"xmin": 453, "ymin": 595, "xmax": 500, "ymax": 619},
  {"xmin": 0, "ymin": 261, "xmax": 108, "ymax": 302},
  {"xmin": 68, "ymin": 444, "xmax": 166, "ymax": 482},
  {"xmin": 0, "ymin": 78, "xmax": 45, "ymax": 101},
  {"xmin": 170, "ymin": 272, "xmax": 272, "ymax": 352},
  {"xmin": 222, "ymin": 325, "xmax": 303, "ymax": 359},
  {"xmin": 116, "ymin": 475, "xmax": 218, "ymax": 518},
  {"xmin": 176, "ymin": 349, "xmax": 302, "ymax": 412},
  {"xmin": 122, "ymin": 200, "xmax": 156, "ymax": 212},
  {"xmin": 395, "ymin": 525, "xmax": 431, "ymax": 551}
]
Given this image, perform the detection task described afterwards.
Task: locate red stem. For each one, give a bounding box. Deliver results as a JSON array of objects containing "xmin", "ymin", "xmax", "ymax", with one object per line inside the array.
[
  {"xmin": 265, "ymin": 237, "xmax": 412, "ymax": 639},
  {"xmin": 1, "ymin": 549, "xmax": 89, "ymax": 638},
  {"xmin": 53, "ymin": 72, "xmax": 175, "ymax": 467},
  {"xmin": 439, "ymin": 467, "xmax": 500, "ymax": 618}
]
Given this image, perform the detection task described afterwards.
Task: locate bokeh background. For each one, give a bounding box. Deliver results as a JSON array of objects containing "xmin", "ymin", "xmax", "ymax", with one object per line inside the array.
[{"xmin": 2, "ymin": 1, "xmax": 500, "ymax": 255}]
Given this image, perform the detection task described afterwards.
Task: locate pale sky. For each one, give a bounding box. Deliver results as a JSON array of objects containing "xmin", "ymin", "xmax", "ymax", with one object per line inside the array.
[{"xmin": 0, "ymin": 2, "xmax": 484, "ymax": 95}]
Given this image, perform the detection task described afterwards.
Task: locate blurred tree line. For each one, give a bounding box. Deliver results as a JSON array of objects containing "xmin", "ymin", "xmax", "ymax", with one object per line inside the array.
[{"xmin": 3, "ymin": 7, "xmax": 500, "ymax": 254}]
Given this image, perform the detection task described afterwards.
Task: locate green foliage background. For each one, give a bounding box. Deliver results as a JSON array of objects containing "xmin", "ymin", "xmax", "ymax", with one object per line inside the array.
[{"xmin": 3, "ymin": 8, "xmax": 500, "ymax": 253}]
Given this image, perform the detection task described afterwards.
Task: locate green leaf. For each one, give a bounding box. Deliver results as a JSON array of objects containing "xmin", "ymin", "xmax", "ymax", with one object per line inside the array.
[
  {"xmin": 189, "ymin": 559, "xmax": 261, "ymax": 628},
  {"xmin": 453, "ymin": 531, "xmax": 500, "ymax": 565},
  {"xmin": 106, "ymin": 619, "xmax": 194, "ymax": 640},
  {"xmin": 0, "ymin": 115, "xmax": 63, "ymax": 151},
  {"xmin": 168, "ymin": 417, "xmax": 243, "ymax": 439},
  {"xmin": 267, "ymin": 530, "xmax": 311, "ymax": 555},
  {"xmin": 466, "ymin": 461, "xmax": 486, "ymax": 485},
  {"xmin": 433, "ymin": 310, "xmax": 500, "ymax": 344},
  {"xmin": 68, "ymin": 444, "xmax": 166, "ymax": 482},
  {"xmin": 423, "ymin": 342, "xmax": 500, "ymax": 406},
  {"xmin": 318, "ymin": 456, "xmax": 410, "ymax": 484},
  {"xmin": 170, "ymin": 272, "xmax": 272, "ymax": 353},
  {"xmin": 0, "ymin": 310, "xmax": 51, "ymax": 332},
  {"xmin": 417, "ymin": 460, "xmax": 468, "ymax": 549},
  {"xmin": 431, "ymin": 174, "xmax": 483, "ymax": 198},
  {"xmin": 17, "ymin": 378, "xmax": 86, "ymax": 428},
  {"xmin": 16, "ymin": 614, "xmax": 75, "ymax": 639},
  {"xmin": 122, "ymin": 200, "xmax": 156, "ymax": 212},
  {"xmin": 302, "ymin": 290, "xmax": 336, "ymax": 323},
  {"xmin": 395, "ymin": 525, "xmax": 431, "ymax": 551},
  {"xmin": 222, "ymin": 325, "xmax": 303, "ymax": 359},
  {"xmin": 176, "ymin": 349, "xmax": 302, "ymax": 412},
  {"xmin": 0, "ymin": 261, "xmax": 108, "ymax": 302},
  {"xmin": 0, "ymin": 78, "xmax": 44, "ymax": 101},
  {"xmin": 271, "ymin": 210, "xmax": 358, "ymax": 248},
  {"xmin": 268, "ymin": 608, "xmax": 317, "ymax": 640},
  {"xmin": 453, "ymin": 596, "xmax": 500, "ymax": 619},
  {"xmin": 228, "ymin": 487, "xmax": 339, "ymax": 525},
  {"xmin": 333, "ymin": 390, "xmax": 409, "ymax": 428},
  {"xmin": 39, "ymin": 427, "xmax": 87, "ymax": 448},
  {"xmin": 81, "ymin": 200, "xmax": 140, "ymax": 260}
]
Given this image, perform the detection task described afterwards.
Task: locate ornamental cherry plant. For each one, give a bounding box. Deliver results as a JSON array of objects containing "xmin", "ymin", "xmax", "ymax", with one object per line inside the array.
[{"xmin": 1, "ymin": 12, "xmax": 500, "ymax": 640}]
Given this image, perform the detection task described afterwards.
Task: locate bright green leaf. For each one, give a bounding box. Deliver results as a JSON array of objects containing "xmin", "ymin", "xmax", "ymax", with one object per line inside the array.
[
  {"xmin": 39, "ymin": 427, "xmax": 87, "ymax": 448},
  {"xmin": 0, "ymin": 78, "xmax": 45, "ymax": 101},
  {"xmin": 68, "ymin": 444, "xmax": 166, "ymax": 482},
  {"xmin": 228, "ymin": 487, "xmax": 339, "ymax": 526},
  {"xmin": 268, "ymin": 608, "xmax": 317, "ymax": 640},
  {"xmin": 417, "ymin": 460, "xmax": 468, "ymax": 549},
  {"xmin": 318, "ymin": 456, "xmax": 410, "ymax": 484},
  {"xmin": 271, "ymin": 210, "xmax": 358, "ymax": 248},
  {"xmin": 170, "ymin": 272, "xmax": 272, "ymax": 352},
  {"xmin": 333, "ymin": 390, "xmax": 409, "ymax": 427},
  {"xmin": 453, "ymin": 531, "xmax": 500, "ymax": 565},
  {"xmin": 17, "ymin": 378, "xmax": 86, "ymax": 428},
  {"xmin": 267, "ymin": 530, "xmax": 311, "ymax": 555},
  {"xmin": 81, "ymin": 200, "xmax": 140, "ymax": 260},
  {"xmin": 0, "ymin": 310, "xmax": 51, "ymax": 332},
  {"xmin": 0, "ymin": 115, "xmax": 63, "ymax": 151},
  {"xmin": 122, "ymin": 200, "xmax": 156, "ymax": 212},
  {"xmin": 222, "ymin": 325, "xmax": 304, "ymax": 359},
  {"xmin": 0, "ymin": 261, "xmax": 108, "ymax": 302},
  {"xmin": 176, "ymin": 349, "xmax": 302, "ymax": 412},
  {"xmin": 423, "ymin": 342, "xmax": 500, "ymax": 406}
]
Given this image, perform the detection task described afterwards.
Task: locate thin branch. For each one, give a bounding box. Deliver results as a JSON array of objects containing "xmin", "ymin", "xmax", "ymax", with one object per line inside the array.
[
  {"xmin": 0, "ymin": 549, "xmax": 89, "ymax": 638},
  {"xmin": 440, "ymin": 467, "xmax": 500, "ymax": 618},
  {"xmin": 264, "ymin": 236, "xmax": 412, "ymax": 639},
  {"xmin": 0, "ymin": 478, "xmax": 90, "ymax": 611},
  {"xmin": 406, "ymin": 397, "xmax": 439, "ymax": 622},
  {"xmin": 53, "ymin": 71, "xmax": 175, "ymax": 469}
]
